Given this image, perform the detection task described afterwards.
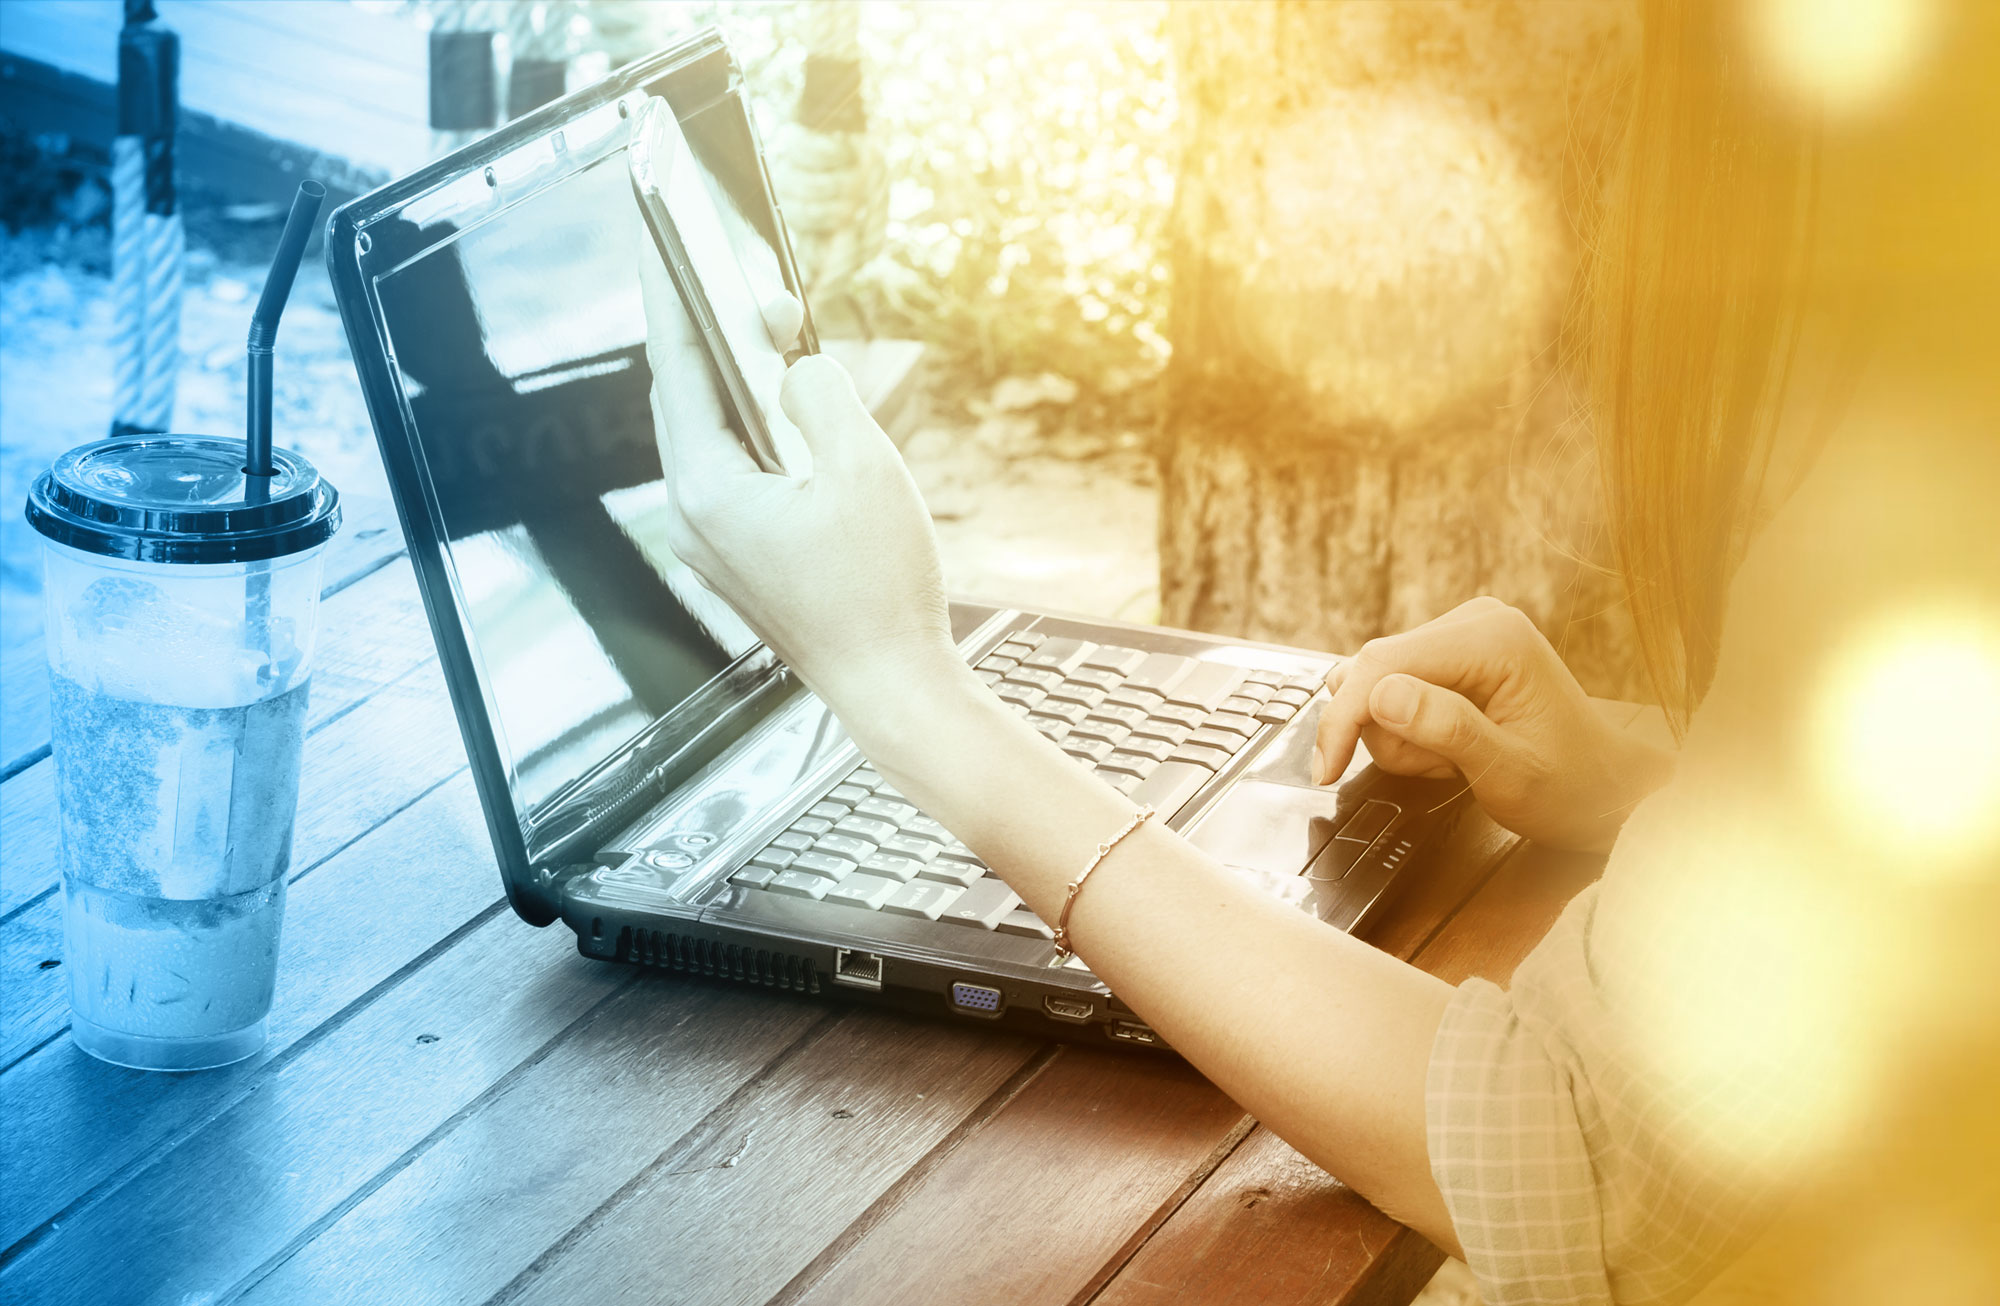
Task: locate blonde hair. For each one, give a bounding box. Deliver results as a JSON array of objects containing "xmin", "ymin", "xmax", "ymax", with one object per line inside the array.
[{"xmin": 1596, "ymin": 0, "xmax": 2000, "ymax": 732}]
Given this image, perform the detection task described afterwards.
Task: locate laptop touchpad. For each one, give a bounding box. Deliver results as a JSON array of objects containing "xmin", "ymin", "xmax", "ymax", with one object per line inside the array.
[{"xmin": 1183, "ymin": 779, "xmax": 1351, "ymax": 877}]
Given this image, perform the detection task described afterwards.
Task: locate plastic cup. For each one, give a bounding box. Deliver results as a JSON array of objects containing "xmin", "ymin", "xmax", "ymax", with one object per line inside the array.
[{"xmin": 25, "ymin": 436, "xmax": 340, "ymax": 1071}]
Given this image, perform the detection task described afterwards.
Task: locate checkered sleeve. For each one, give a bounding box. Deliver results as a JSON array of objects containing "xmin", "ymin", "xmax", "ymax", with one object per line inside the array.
[{"xmin": 1425, "ymin": 878, "xmax": 1784, "ymax": 1306}]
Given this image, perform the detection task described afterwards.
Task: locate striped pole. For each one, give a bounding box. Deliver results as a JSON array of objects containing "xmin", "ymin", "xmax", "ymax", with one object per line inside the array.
[{"xmin": 110, "ymin": 0, "xmax": 182, "ymax": 437}]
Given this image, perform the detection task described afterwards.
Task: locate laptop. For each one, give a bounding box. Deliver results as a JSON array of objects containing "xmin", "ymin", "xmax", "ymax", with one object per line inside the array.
[{"xmin": 326, "ymin": 30, "xmax": 1464, "ymax": 1051}]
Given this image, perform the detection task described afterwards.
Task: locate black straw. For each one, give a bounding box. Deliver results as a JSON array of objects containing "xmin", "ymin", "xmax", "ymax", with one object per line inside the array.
[{"xmin": 245, "ymin": 180, "xmax": 326, "ymax": 480}]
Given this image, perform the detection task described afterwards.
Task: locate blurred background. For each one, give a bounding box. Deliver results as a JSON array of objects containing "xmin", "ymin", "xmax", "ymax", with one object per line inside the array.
[{"xmin": 0, "ymin": 0, "xmax": 1647, "ymax": 757}]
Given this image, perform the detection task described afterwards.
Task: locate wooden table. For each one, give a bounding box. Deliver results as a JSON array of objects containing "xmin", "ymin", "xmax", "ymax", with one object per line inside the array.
[{"xmin": 0, "ymin": 505, "xmax": 1622, "ymax": 1306}]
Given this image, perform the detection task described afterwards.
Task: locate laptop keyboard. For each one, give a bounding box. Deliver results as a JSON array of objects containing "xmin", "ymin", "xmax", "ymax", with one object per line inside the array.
[{"xmin": 726, "ymin": 630, "xmax": 1324, "ymax": 937}]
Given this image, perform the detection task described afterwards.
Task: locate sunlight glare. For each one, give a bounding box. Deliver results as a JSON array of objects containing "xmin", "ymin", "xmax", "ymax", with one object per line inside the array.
[
  {"xmin": 1810, "ymin": 612, "xmax": 2000, "ymax": 880},
  {"xmin": 1749, "ymin": 0, "xmax": 1937, "ymax": 114}
]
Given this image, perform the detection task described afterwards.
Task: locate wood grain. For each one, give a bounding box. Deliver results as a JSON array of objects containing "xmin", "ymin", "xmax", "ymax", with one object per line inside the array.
[
  {"xmin": 0, "ymin": 657, "xmax": 469, "ymax": 1069},
  {"xmin": 0, "ymin": 775, "xmax": 501, "ymax": 1255},
  {"xmin": 782, "ymin": 1045, "xmax": 1250, "ymax": 1306},
  {"xmin": 496, "ymin": 1008, "xmax": 1042, "ymax": 1306},
  {"xmin": 0, "ymin": 910, "xmax": 622, "ymax": 1306},
  {"xmin": 233, "ymin": 980, "xmax": 826, "ymax": 1306}
]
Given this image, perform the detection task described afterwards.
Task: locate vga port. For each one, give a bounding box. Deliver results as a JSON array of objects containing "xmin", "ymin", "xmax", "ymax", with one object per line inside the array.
[{"xmin": 950, "ymin": 982, "xmax": 1003, "ymax": 1016}]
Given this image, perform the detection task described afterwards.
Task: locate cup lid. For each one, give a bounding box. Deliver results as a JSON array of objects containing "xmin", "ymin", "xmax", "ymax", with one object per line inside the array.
[{"xmin": 24, "ymin": 436, "xmax": 342, "ymax": 564}]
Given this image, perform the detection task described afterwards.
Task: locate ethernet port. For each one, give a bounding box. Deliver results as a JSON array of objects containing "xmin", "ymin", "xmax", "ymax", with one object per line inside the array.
[{"xmin": 833, "ymin": 949, "xmax": 884, "ymax": 991}]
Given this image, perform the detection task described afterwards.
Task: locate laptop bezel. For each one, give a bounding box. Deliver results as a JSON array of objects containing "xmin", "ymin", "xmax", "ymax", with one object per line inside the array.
[{"xmin": 325, "ymin": 29, "xmax": 814, "ymax": 925}]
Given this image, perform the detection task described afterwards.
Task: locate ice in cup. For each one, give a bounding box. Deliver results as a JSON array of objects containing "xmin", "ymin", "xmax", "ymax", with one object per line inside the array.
[{"xmin": 25, "ymin": 436, "xmax": 340, "ymax": 1070}]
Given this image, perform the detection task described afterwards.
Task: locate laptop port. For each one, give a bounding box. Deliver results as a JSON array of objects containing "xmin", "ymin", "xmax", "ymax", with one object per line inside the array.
[
  {"xmin": 1043, "ymin": 996, "xmax": 1094, "ymax": 1023},
  {"xmin": 1108, "ymin": 1021, "xmax": 1161, "ymax": 1046},
  {"xmin": 832, "ymin": 949, "xmax": 884, "ymax": 991},
  {"xmin": 950, "ymin": 982, "xmax": 1003, "ymax": 1016}
]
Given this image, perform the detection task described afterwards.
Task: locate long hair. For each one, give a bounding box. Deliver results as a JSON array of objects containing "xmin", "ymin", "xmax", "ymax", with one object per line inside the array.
[{"xmin": 1592, "ymin": 0, "xmax": 1823, "ymax": 731}]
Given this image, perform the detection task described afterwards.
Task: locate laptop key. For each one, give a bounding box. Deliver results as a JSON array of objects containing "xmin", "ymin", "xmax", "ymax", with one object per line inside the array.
[
  {"xmin": 1101, "ymin": 770, "xmax": 1143, "ymax": 796},
  {"xmin": 1064, "ymin": 737, "xmax": 1116, "ymax": 765},
  {"xmin": 849, "ymin": 766, "xmax": 885, "ymax": 789},
  {"xmin": 1240, "ymin": 668, "xmax": 1285, "ymax": 688},
  {"xmin": 1130, "ymin": 760, "xmax": 1214, "ymax": 817},
  {"xmin": 1101, "ymin": 751, "xmax": 1162, "ymax": 779},
  {"xmin": 1065, "ymin": 666, "xmax": 1125, "ymax": 692},
  {"xmin": 906, "ymin": 815, "xmax": 953, "ymax": 844},
  {"xmin": 1105, "ymin": 684, "xmax": 1166, "ymax": 711},
  {"xmin": 880, "ymin": 834, "xmax": 941, "ymax": 862},
  {"xmin": 771, "ymin": 830, "xmax": 816, "ymax": 853},
  {"xmin": 833, "ymin": 815, "xmax": 899, "ymax": 845},
  {"xmin": 1172, "ymin": 743, "xmax": 1235, "ymax": 770},
  {"xmin": 1281, "ymin": 672, "xmax": 1327, "ymax": 695},
  {"xmin": 1003, "ymin": 666, "xmax": 1066, "ymax": 692},
  {"xmin": 825, "ymin": 873, "xmax": 903, "ymax": 910},
  {"xmin": 731, "ymin": 865, "xmax": 777, "ymax": 889},
  {"xmin": 1254, "ymin": 701, "xmax": 1299, "ymax": 725},
  {"xmin": 1118, "ymin": 735, "xmax": 1177, "ymax": 762},
  {"xmin": 918, "ymin": 859, "xmax": 984, "ymax": 888},
  {"xmin": 856, "ymin": 795, "xmax": 919, "ymax": 825},
  {"xmin": 1035, "ymin": 700, "xmax": 1089, "ymax": 725},
  {"xmin": 749, "ymin": 848, "xmax": 797, "ymax": 872},
  {"xmin": 883, "ymin": 879, "xmax": 964, "ymax": 921},
  {"xmin": 808, "ymin": 800, "xmax": 852, "ymax": 822},
  {"xmin": 1069, "ymin": 718, "xmax": 1130, "ymax": 747},
  {"xmin": 1022, "ymin": 637, "xmax": 1096, "ymax": 675},
  {"xmin": 1164, "ymin": 662, "xmax": 1244, "ymax": 713},
  {"xmin": 1080, "ymin": 645, "xmax": 1148, "ymax": 676},
  {"xmin": 1269, "ymin": 686, "xmax": 1314, "ymax": 709},
  {"xmin": 1004, "ymin": 630, "xmax": 1047, "ymax": 650},
  {"xmin": 828, "ymin": 783, "xmax": 872, "ymax": 805},
  {"xmin": 861, "ymin": 851, "xmax": 925, "ymax": 881},
  {"xmin": 1186, "ymin": 726, "xmax": 1248, "ymax": 754},
  {"xmin": 814, "ymin": 833, "xmax": 879, "ymax": 863},
  {"xmin": 976, "ymin": 654, "xmax": 1019, "ymax": 674},
  {"xmin": 1123, "ymin": 651, "xmax": 1196, "ymax": 695},
  {"xmin": 788, "ymin": 815, "xmax": 834, "ymax": 838},
  {"xmin": 1025, "ymin": 714, "xmax": 1073, "ymax": 741},
  {"xmin": 997, "ymin": 907, "xmax": 1055, "ymax": 940},
  {"xmin": 936, "ymin": 843, "xmax": 985, "ymax": 868},
  {"xmin": 791, "ymin": 851, "xmax": 859, "ymax": 881},
  {"xmin": 768, "ymin": 869, "xmax": 832, "ymax": 900},
  {"xmin": 1046, "ymin": 683, "xmax": 1107, "ymax": 710},
  {"xmin": 997, "ymin": 684, "xmax": 1048, "ymax": 712},
  {"xmin": 1145, "ymin": 703, "xmax": 1208, "ymax": 730},
  {"xmin": 1086, "ymin": 703, "xmax": 1149, "ymax": 731},
  {"xmin": 1203, "ymin": 712, "xmax": 1261, "ymax": 740},
  {"xmin": 976, "ymin": 668, "xmax": 1003, "ymax": 687},
  {"xmin": 944, "ymin": 877, "xmax": 1021, "ymax": 929},
  {"xmin": 1217, "ymin": 694, "xmax": 1268, "ymax": 716}
]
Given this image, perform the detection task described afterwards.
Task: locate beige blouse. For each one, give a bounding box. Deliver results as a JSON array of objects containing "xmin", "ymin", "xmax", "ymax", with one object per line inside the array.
[{"xmin": 1420, "ymin": 424, "xmax": 2000, "ymax": 1305}]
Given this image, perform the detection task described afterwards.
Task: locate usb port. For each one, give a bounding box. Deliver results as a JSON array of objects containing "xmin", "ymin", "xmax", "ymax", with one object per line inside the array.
[
  {"xmin": 1043, "ymin": 996, "xmax": 1094, "ymax": 1023},
  {"xmin": 833, "ymin": 949, "xmax": 884, "ymax": 991},
  {"xmin": 1108, "ymin": 1021, "xmax": 1161, "ymax": 1046},
  {"xmin": 950, "ymin": 981, "xmax": 1003, "ymax": 1015}
]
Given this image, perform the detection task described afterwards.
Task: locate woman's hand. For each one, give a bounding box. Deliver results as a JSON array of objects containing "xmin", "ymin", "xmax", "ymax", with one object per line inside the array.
[
  {"xmin": 1313, "ymin": 597, "xmax": 1675, "ymax": 851},
  {"xmin": 639, "ymin": 249, "xmax": 959, "ymax": 712}
]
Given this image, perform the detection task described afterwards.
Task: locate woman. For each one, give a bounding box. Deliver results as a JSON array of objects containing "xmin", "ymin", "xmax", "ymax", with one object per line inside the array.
[{"xmin": 641, "ymin": 2, "xmax": 2000, "ymax": 1301}]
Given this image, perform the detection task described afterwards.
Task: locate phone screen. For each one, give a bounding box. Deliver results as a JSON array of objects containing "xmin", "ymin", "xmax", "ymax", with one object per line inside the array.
[{"xmin": 631, "ymin": 96, "xmax": 810, "ymax": 473}]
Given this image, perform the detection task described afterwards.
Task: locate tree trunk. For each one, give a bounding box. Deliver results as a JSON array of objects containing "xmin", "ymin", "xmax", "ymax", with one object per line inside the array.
[{"xmin": 1161, "ymin": 1, "xmax": 1644, "ymax": 696}]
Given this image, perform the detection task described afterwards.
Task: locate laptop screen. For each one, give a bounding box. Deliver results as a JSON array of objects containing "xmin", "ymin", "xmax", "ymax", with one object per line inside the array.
[{"xmin": 349, "ymin": 40, "xmax": 812, "ymax": 860}]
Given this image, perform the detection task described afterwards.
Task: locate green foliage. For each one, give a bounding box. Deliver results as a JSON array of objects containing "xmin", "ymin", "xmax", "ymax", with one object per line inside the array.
[{"xmin": 573, "ymin": 0, "xmax": 1177, "ymax": 427}]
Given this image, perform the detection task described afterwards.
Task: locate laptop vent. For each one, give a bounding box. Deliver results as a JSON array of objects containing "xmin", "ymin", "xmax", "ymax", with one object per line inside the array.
[{"xmin": 616, "ymin": 927, "xmax": 821, "ymax": 995}]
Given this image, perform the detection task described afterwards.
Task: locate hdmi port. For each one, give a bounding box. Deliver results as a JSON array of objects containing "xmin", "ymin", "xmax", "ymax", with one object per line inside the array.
[{"xmin": 1043, "ymin": 996, "xmax": 1094, "ymax": 1023}]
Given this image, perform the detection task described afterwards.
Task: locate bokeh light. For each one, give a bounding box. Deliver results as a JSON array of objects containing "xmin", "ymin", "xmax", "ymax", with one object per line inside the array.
[
  {"xmin": 1748, "ymin": 0, "xmax": 1938, "ymax": 114},
  {"xmin": 1809, "ymin": 609, "xmax": 2000, "ymax": 880}
]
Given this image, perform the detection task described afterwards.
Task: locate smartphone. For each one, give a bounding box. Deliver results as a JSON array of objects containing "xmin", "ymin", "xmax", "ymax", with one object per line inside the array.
[{"xmin": 628, "ymin": 94, "xmax": 813, "ymax": 473}]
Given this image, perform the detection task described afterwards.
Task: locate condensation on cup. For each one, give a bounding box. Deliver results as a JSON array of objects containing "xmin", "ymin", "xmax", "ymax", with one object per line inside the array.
[{"xmin": 25, "ymin": 436, "xmax": 340, "ymax": 1071}]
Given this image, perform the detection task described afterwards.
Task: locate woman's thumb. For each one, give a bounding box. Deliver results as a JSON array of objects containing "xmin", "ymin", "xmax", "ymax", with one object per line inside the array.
[
  {"xmin": 1368, "ymin": 674, "xmax": 1504, "ymax": 775},
  {"xmin": 780, "ymin": 354, "xmax": 883, "ymax": 465}
]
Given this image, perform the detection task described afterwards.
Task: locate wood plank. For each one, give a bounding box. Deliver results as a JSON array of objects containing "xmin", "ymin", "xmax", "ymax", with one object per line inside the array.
[
  {"xmin": 0, "ymin": 905, "xmax": 624, "ymax": 1306},
  {"xmin": 0, "ymin": 774, "xmax": 503, "ymax": 1254},
  {"xmin": 1090, "ymin": 840, "xmax": 1608, "ymax": 1306},
  {"xmin": 0, "ymin": 547, "xmax": 428, "ymax": 919},
  {"xmin": 0, "ymin": 493, "xmax": 405, "ymax": 777},
  {"xmin": 779, "ymin": 1044, "xmax": 1248, "ymax": 1306},
  {"xmin": 495, "ymin": 1010, "xmax": 1043, "ymax": 1306},
  {"xmin": 233, "ymin": 981, "xmax": 826, "ymax": 1306},
  {"xmin": 0, "ymin": 655, "xmax": 468, "ymax": 1069}
]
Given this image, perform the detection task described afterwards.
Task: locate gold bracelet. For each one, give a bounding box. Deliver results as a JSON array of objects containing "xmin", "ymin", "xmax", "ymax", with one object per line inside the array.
[{"xmin": 1052, "ymin": 806, "xmax": 1154, "ymax": 962}]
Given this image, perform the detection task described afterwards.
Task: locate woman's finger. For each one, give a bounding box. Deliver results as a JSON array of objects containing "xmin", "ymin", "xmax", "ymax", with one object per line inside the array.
[
  {"xmin": 761, "ymin": 292, "xmax": 805, "ymax": 351},
  {"xmin": 638, "ymin": 237, "xmax": 758, "ymax": 486}
]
